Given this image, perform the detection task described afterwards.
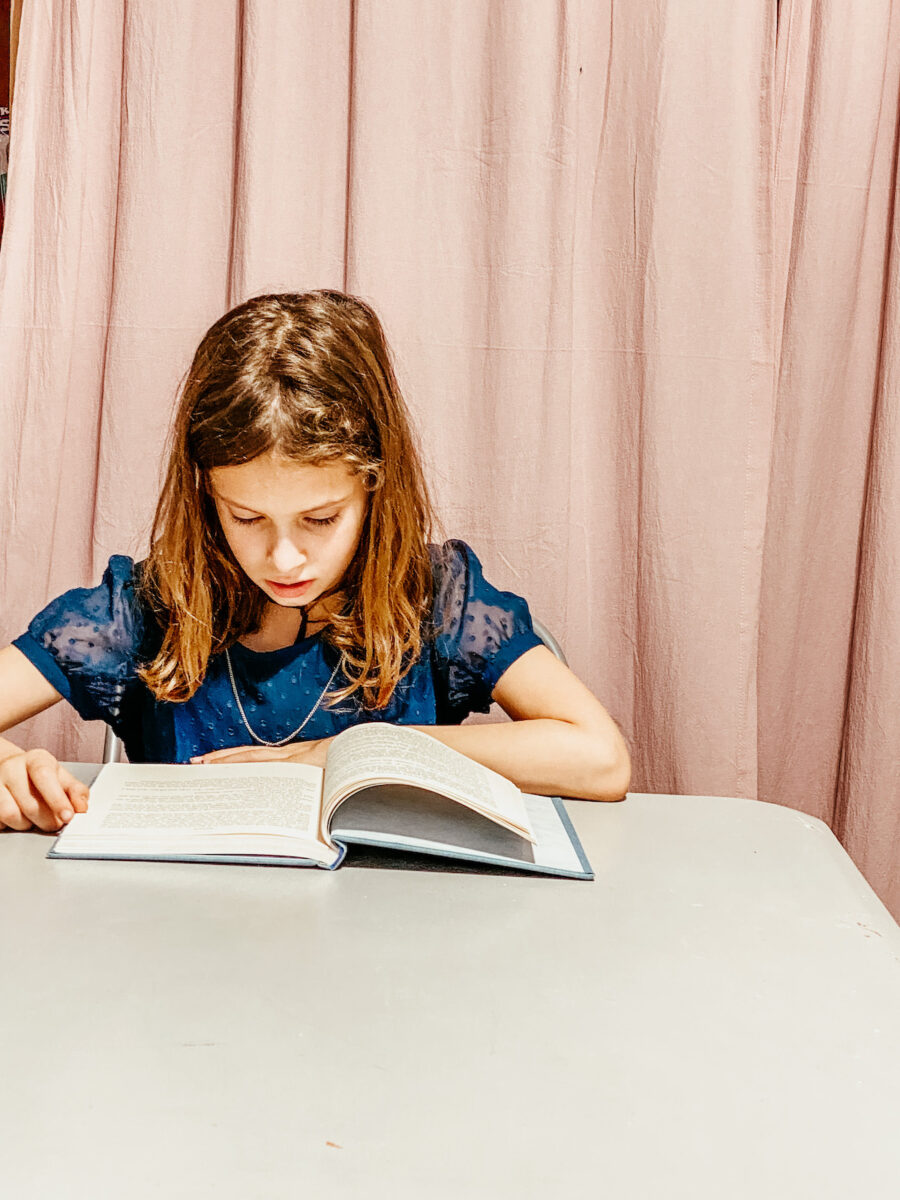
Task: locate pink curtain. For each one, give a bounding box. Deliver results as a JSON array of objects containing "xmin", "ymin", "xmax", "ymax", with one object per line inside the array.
[
  {"xmin": 764, "ymin": 0, "xmax": 900, "ymax": 907},
  {"xmin": 1, "ymin": 1, "xmax": 898, "ymax": 914}
]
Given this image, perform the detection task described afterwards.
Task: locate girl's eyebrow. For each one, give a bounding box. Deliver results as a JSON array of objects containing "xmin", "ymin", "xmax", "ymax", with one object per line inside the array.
[{"xmin": 213, "ymin": 491, "xmax": 352, "ymax": 517}]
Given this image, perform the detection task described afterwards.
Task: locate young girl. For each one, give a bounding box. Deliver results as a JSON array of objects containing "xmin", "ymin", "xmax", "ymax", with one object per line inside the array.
[{"xmin": 0, "ymin": 290, "xmax": 630, "ymax": 833}]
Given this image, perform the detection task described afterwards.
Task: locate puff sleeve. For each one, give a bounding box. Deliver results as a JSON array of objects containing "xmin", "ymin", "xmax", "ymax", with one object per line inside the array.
[
  {"xmin": 429, "ymin": 539, "xmax": 543, "ymax": 720},
  {"xmin": 12, "ymin": 556, "xmax": 144, "ymax": 726}
]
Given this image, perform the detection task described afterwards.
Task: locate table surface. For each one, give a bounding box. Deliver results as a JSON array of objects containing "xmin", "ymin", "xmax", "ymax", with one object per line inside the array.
[{"xmin": 3, "ymin": 765, "xmax": 900, "ymax": 1200}]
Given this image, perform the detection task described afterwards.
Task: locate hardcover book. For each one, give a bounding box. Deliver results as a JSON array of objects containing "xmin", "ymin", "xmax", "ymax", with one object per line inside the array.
[{"xmin": 50, "ymin": 723, "xmax": 593, "ymax": 879}]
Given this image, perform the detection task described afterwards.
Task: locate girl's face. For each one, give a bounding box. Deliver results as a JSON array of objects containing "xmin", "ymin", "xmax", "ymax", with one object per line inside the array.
[{"xmin": 208, "ymin": 453, "xmax": 368, "ymax": 612}]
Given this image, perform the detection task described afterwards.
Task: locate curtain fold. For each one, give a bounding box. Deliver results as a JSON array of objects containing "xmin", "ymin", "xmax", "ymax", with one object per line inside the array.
[
  {"xmin": 760, "ymin": 0, "xmax": 900, "ymax": 850},
  {"xmin": 834, "ymin": 75, "xmax": 900, "ymax": 915},
  {"xmin": 0, "ymin": 0, "xmax": 898, "ymax": 914}
]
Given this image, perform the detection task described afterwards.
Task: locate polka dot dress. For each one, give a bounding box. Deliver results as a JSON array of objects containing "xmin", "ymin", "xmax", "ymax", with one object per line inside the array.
[{"xmin": 14, "ymin": 541, "xmax": 542, "ymax": 763}]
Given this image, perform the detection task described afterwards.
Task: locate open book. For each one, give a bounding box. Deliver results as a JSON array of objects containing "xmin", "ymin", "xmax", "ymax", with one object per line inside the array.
[{"xmin": 50, "ymin": 723, "xmax": 593, "ymax": 879}]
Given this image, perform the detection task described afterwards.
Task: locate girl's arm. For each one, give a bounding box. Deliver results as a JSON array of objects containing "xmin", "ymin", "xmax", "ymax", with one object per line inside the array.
[
  {"xmin": 415, "ymin": 646, "xmax": 631, "ymax": 802},
  {"xmin": 198, "ymin": 647, "xmax": 631, "ymax": 800},
  {"xmin": 0, "ymin": 645, "xmax": 91, "ymax": 829}
]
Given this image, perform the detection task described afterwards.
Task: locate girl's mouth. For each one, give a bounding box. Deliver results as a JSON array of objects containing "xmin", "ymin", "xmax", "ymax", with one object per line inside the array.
[{"xmin": 266, "ymin": 578, "xmax": 314, "ymax": 597}]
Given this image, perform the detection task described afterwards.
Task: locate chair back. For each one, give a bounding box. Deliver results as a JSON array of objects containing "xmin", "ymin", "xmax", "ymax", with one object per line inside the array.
[
  {"xmin": 531, "ymin": 616, "xmax": 568, "ymax": 665},
  {"xmin": 102, "ymin": 726, "xmax": 122, "ymax": 764}
]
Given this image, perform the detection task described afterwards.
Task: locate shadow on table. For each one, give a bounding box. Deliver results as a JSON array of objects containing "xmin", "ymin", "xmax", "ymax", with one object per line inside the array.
[{"xmin": 340, "ymin": 844, "xmax": 539, "ymax": 876}]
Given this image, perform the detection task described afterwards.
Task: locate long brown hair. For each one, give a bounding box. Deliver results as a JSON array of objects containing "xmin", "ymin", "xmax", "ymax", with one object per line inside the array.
[{"xmin": 138, "ymin": 290, "xmax": 435, "ymax": 709}]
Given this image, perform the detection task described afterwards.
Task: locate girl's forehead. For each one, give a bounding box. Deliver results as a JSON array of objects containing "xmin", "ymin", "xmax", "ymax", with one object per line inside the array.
[{"xmin": 208, "ymin": 454, "xmax": 362, "ymax": 510}]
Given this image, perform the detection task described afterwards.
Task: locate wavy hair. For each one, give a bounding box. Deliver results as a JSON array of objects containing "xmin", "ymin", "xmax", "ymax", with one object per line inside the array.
[{"xmin": 138, "ymin": 290, "xmax": 435, "ymax": 709}]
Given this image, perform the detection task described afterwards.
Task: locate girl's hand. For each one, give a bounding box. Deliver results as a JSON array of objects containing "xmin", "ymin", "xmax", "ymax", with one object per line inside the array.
[
  {"xmin": 190, "ymin": 738, "xmax": 333, "ymax": 769},
  {"xmin": 0, "ymin": 749, "xmax": 90, "ymax": 832}
]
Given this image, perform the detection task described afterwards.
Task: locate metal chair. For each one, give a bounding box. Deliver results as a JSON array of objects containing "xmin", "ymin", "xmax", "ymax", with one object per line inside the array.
[
  {"xmin": 531, "ymin": 616, "xmax": 568, "ymax": 666},
  {"xmin": 101, "ymin": 616, "xmax": 566, "ymax": 764},
  {"xmin": 102, "ymin": 725, "xmax": 123, "ymax": 765}
]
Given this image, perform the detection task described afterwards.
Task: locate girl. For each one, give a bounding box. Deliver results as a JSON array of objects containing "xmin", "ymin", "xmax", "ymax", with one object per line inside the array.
[{"xmin": 0, "ymin": 290, "xmax": 630, "ymax": 832}]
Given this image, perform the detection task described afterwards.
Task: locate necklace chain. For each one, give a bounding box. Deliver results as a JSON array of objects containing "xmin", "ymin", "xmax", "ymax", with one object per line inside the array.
[{"xmin": 224, "ymin": 647, "xmax": 341, "ymax": 747}]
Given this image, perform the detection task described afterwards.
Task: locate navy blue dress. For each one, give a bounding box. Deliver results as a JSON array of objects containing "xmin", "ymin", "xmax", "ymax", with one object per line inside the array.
[{"xmin": 13, "ymin": 540, "xmax": 542, "ymax": 763}]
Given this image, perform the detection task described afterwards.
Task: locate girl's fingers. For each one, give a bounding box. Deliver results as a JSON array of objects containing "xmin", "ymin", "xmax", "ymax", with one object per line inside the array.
[
  {"xmin": 58, "ymin": 766, "xmax": 90, "ymax": 813},
  {"xmin": 192, "ymin": 745, "xmax": 286, "ymax": 764},
  {"xmin": 24, "ymin": 754, "xmax": 75, "ymax": 825},
  {"xmin": 25, "ymin": 794, "xmax": 61, "ymax": 832},
  {"xmin": 0, "ymin": 750, "xmax": 80, "ymax": 832},
  {"xmin": 0, "ymin": 752, "xmax": 73, "ymax": 830},
  {"xmin": 1, "ymin": 755, "xmax": 52, "ymax": 827},
  {"xmin": 0, "ymin": 783, "xmax": 34, "ymax": 831}
]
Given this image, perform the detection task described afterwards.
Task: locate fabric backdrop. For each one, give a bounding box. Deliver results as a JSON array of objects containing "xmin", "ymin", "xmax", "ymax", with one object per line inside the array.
[{"xmin": 1, "ymin": 1, "xmax": 898, "ymax": 915}]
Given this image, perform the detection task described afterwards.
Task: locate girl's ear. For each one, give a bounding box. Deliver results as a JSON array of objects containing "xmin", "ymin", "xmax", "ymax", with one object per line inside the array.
[{"xmin": 365, "ymin": 461, "xmax": 384, "ymax": 492}]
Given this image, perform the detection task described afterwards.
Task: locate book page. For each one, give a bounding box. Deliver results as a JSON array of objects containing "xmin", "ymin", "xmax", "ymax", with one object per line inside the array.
[
  {"xmin": 521, "ymin": 794, "xmax": 587, "ymax": 872},
  {"xmin": 63, "ymin": 762, "xmax": 325, "ymax": 841},
  {"xmin": 331, "ymin": 784, "xmax": 536, "ymax": 861},
  {"xmin": 321, "ymin": 723, "xmax": 533, "ymax": 838},
  {"xmin": 332, "ymin": 790, "xmax": 585, "ymax": 874}
]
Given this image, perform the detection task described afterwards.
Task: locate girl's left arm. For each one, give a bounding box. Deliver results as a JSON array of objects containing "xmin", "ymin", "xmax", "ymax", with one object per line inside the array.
[
  {"xmin": 414, "ymin": 645, "xmax": 631, "ymax": 802},
  {"xmin": 196, "ymin": 647, "xmax": 630, "ymax": 799}
]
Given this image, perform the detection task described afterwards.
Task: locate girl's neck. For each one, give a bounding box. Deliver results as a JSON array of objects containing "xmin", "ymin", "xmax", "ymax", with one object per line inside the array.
[{"xmin": 238, "ymin": 596, "xmax": 338, "ymax": 652}]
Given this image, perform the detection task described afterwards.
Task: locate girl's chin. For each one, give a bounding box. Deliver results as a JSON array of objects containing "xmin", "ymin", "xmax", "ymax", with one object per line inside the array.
[{"xmin": 267, "ymin": 590, "xmax": 317, "ymax": 607}]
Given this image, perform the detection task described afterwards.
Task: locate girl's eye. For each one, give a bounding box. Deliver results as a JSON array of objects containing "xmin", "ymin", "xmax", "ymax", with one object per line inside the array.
[{"xmin": 227, "ymin": 511, "xmax": 339, "ymax": 528}]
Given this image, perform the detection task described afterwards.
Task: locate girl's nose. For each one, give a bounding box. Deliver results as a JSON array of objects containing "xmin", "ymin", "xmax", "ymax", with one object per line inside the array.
[{"xmin": 269, "ymin": 535, "xmax": 306, "ymax": 574}]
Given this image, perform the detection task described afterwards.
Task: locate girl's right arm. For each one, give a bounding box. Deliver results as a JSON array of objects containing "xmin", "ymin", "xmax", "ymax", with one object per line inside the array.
[{"xmin": 0, "ymin": 645, "xmax": 90, "ymax": 831}]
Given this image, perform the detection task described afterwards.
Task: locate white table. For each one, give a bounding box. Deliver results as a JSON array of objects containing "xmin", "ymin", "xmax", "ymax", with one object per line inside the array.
[{"xmin": 3, "ymin": 766, "xmax": 900, "ymax": 1199}]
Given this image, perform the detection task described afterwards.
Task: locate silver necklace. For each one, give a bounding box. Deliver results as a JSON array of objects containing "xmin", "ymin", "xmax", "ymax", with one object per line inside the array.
[{"xmin": 224, "ymin": 647, "xmax": 341, "ymax": 747}]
